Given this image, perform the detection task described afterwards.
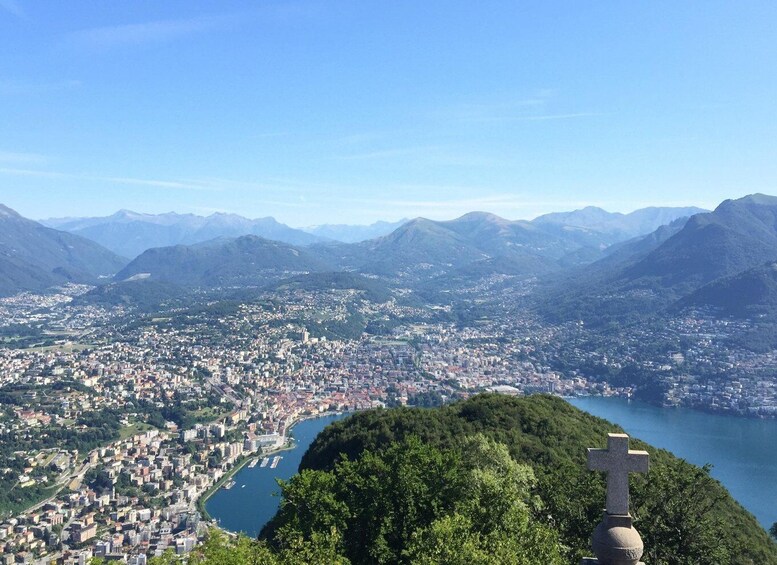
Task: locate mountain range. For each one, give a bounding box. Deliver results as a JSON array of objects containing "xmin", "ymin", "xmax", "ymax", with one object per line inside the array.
[
  {"xmin": 0, "ymin": 201, "xmax": 723, "ymax": 305},
  {"xmin": 42, "ymin": 210, "xmax": 322, "ymax": 259},
  {"xmin": 43, "ymin": 205, "xmax": 704, "ymax": 261},
  {"xmin": 0, "ymin": 205, "xmax": 126, "ymax": 296},
  {"xmin": 300, "ymin": 219, "xmax": 409, "ymax": 243},
  {"xmin": 110, "ymin": 206, "xmax": 704, "ymax": 290},
  {"xmin": 115, "ymin": 235, "xmax": 330, "ymax": 287},
  {"xmin": 540, "ymin": 194, "xmax": 777, "ymax": 324},
  {"xmin": 533, "ymin": 205, "xmax": 707, "ymax": 247}
]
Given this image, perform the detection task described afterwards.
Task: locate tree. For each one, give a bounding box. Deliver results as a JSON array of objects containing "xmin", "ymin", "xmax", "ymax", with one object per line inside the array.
[
  {"xmin": 771, "ymin": 522, "xmax": 777, "ymax": 541},
  {"xmin": 188, "ymin": 529, "xmax": 348, "ymax": 565},
  {"xmin": 265, "ymin": 435, "xmax": 563, "ymax": 565},
  {"xmin": 406, "ymin": 435, "xmax": 563, "ymax": 565},
  {"xmin": 149, "ymin": 550, "xmax": 179, "ymax": 565},
  {"xmin": 633, "ymin": 462, "xmax": 732, "ymax": 565}
]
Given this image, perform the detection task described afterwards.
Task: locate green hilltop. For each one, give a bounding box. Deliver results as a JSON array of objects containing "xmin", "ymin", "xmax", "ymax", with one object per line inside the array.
[{"xmin": 155, "ymin": 395, "xmax": 776, "ymax": 565}]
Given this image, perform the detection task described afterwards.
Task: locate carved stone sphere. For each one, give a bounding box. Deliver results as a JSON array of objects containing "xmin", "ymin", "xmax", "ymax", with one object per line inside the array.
[{"xmin": 591, "ymin": 515, "xmax": 644, "ymax": 565}]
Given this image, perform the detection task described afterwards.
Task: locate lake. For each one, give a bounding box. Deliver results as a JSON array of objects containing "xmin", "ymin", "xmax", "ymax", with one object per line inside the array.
[
  {"xmin": 568, "ymin": 396, "xmax": 777, "ymax": 529},
  {"xmin": 205, "ymin": 413, "xmax": 349, "ymax": 538},
  {"xmin": 207, "ymin": 399, "xmax": 777, "ymax": 535}
]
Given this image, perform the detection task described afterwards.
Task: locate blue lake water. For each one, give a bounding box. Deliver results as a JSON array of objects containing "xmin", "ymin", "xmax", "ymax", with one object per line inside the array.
[
  {"xmin": 205, "ymin": 413, "xmax": 349, "ymax": 538},
  {"xmin": 567, "ymin": 397, "xmax": 777, "ymax": 529}
]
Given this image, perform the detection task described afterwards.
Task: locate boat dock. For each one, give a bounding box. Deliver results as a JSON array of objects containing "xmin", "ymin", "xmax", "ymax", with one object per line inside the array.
[
  {"xmin": 260, "ymin": 457, "xmax": 269, "ymax": 468},
  {"xmin": 270, "ymin": 455, "xmax": 282, "ymax": 469}
]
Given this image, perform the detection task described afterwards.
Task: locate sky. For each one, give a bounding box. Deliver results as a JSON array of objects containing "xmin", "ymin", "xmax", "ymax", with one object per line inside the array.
[{"xmin": 1, "ymin": 1, "xmax": 777, "ymax": 226}]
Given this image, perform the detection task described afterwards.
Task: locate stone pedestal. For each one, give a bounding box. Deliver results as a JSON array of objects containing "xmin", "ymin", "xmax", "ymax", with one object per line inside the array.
[
  {"xmin": 580, "ymin": 557, "xmax": 645, "ymax": 565},
  {"xmin": 581, "ymin": 513, "xmax": 645, "ymax": 565}
]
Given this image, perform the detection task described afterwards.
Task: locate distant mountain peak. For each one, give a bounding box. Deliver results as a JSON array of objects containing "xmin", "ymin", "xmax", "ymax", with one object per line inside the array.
[
  {"xmin": 0, "ymin": 203, "xmax": 23, "ymax": 219},
  {"xmin": 112, "ymin": 209, "xmax": 143, "ymax": 218},
  {"xmin": 301, "ymin": 218, "xmax": 409, "ymax": 243},
  {"xmin": 729, "ymin": 193, "xmax": 777, "ymax": 207},
  {"xmin": 454, "ymin": 211, "xmax": 510, "ymax": 224},
  {"xmin": 534, "ymin": 206, "xmax": 622, "ymax": 225},
  {"xmin": 532, "ymin": 205, "xmax": 707, "ymax": 242}
]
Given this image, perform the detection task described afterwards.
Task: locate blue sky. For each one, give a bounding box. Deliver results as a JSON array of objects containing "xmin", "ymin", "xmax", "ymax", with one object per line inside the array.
[{"xmin": 1, "ymin": 1, "xmax": 776, "ymax": 226}]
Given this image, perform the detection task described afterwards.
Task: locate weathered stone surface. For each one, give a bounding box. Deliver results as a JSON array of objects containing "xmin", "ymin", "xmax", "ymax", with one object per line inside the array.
[
  {"xmin": 580, "ymin": 557, "xmax": 645, "ymax": 565},
  {"xmin": 587, "ymin": 433, "xmax": 649, "ymax": 516},
  {"xmin": 591, "ymin": 513, "xmax": 644, "ymax": 565},
  {"xmin": 583, "ymin": 434, "xmax": 649, "ymax": 565}
]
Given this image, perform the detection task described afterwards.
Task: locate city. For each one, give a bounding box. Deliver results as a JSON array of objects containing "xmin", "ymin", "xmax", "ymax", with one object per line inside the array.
[{"xmin": 0, "ymin": 275, "xmax": 774, "ymax": 562}]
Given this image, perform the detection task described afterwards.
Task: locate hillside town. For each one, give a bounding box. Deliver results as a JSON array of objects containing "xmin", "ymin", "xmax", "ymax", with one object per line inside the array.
[{"xmin": 0, "ymin": 280, "xmax": 775, "ymax": 562}]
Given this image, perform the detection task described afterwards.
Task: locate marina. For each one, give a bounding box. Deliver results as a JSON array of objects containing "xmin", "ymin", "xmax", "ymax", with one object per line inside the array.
[
  {"xmin": 222, "ymin": 480, "xmax": 236, "ymax": 490},
  {"xmin": 206, "ymin": 414, "xmax": 348, "ymax": 537},
  {"xmin": 247, "ymin": 458, "xmax": 258, "ymax": 468}
]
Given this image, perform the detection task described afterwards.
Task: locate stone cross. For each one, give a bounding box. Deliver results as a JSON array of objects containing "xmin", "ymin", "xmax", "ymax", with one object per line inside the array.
[{"xmin": 587, "ymin": 433, "xmax": 649, "ymax": 516}]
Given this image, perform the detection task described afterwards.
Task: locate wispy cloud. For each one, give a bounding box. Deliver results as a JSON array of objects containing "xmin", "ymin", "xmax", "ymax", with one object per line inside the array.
[
  {"xmin": 454, "ymin": 107, "xmax": 602, "ymax": 124},
  {"xmin": 439, "ymin": 90, "xmax": 602, "ymax": 125},
  {"xmin": 0, "ymin": 167, "xmax": 220, "ymax": 191},
  {"xmin": 66, "ymin": 5, "xmax": 316, "ymax": 49},
  {"xmin": 334, "ymin": 145, "xmax": 501, "ymax": 168},
  {"xmin": 335, "ymin": 132, "xmax": 386, "ymax": 146},
  {"xmin": 336, "ymin": 146, "xmax": 442, "ymax": 161},
  {"xmin": 67, "ymin": 13, "xmax": 237, "ymax": 48},
  {"xmin": 99, "ymin": 176, "xmax": 217, "ymax": 190},
  {"xmin": 0, "ymin": 0, "xmax": 24, "ymax": 18},
  {"xmin": 0, "ymin": 151, "xmax": 47, "ymax": 165},
  {"xmin": 441, "ymin": 99, "xmax": 543, "ymax": 124},
  {"xmin": 511, "ymin": 112, "xmax": 602, "ymax": 122}
]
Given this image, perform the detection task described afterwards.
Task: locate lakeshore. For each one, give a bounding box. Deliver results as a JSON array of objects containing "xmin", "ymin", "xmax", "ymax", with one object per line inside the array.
[
  {"xmin": 195, "ymin": 432, "xmax": 300, "ymax": 522},
  {"xmin": 205, "ymin": 412, "xmax": 350, "ymax": 537}
]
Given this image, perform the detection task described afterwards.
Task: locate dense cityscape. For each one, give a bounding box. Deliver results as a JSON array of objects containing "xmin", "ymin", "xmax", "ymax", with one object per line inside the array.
[{"xmin": 0, "ymin": 275, "xmax": 774, "ymax": 562}]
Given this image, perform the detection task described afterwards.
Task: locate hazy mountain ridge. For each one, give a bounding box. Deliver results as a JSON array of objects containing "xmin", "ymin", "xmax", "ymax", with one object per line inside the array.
[
  {"xmin": 532, "ymin": 205, "xmax": 708, "ymax": 247},
  {"xmin": 60, "ymin": 204, "xmax": 713, "ymax": 291},
  {"xmin": 301, "ymin": 218, "xmax": 409, "ymax": 243},
  {"xmin": 9, "ymin": 200, "xmax": 765, "ymax": 309},
  {"xmin": 114, "ymin": 212, "xmax": 566, "ymax": 288},
  {"xmin": 115, "ymin": 235, "xmax": 333, "ymax": 287},
  {"xmin": 627, "ymin": 195, "xmax": 777, "ymax": 289},
  {"xmin": 351, "ymin": 208, "xmax": 706, "ymax": 281},
  {"xmin": 678, "ymin": 261, "xmax": 777, "ymax": 317},
  {"xmin": 538, "ymin": 194, "xmax": 777, "ymax": 325},
  {"xmin": 0, "ymin": 204, "xmax": 127, "ymax": 296},
  {"xmin": 325, "ymin": 213, "xmax": 574, "ymax": 281},
  {"xmin": 44, "ymin": 205, "xmax": 705, "ymax": 262},
  {"xmin": 42, "ymin": 210, "xmax": 322, "ymax": 258}
]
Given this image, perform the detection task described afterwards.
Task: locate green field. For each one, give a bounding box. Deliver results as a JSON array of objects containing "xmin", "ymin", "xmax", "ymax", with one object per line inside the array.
[{"xmin": 119, "ymin": 422, "xmax": 157, "ymax": 440}]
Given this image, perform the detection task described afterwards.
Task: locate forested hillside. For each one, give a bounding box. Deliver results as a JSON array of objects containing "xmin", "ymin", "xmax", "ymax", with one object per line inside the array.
[{"xmin": 166, "ymin": 395, "xmax": 776, "ymax": 565}]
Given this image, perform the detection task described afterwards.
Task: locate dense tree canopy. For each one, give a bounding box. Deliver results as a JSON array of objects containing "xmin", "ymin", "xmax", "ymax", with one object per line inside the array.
[
  {"xmin": 263, "ymin": 434, "xmax": 563, "ymax": 564},
  {"xmin": 298, "ymin": 394, "xmax": 777, "ymax": 565}
]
